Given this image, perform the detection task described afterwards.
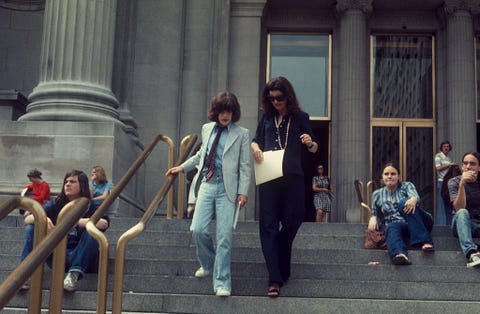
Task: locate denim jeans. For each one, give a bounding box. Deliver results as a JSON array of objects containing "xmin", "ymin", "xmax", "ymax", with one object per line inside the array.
[
  {"xmin": 21, "ymin": 223, "xmax": 100, "ymax": 277},
  {"xmin": 190, "ymin": 175, "xmax": 235, "ymax": 292},
  {"xmin": 452, "ymin": 208, "xmax": 480, "ymax": 257},
  {"xmin": 436, "ymin": 181, "xmax": 447, "ymax": 225},
  {"xmin": 385, "ymin": 205, "xmax": 433, "ymax": 258}
]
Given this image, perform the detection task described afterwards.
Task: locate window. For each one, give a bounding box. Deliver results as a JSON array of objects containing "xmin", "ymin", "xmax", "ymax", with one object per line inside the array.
[
  {"xmin": 371, "ymin": 35, "xmax": 434, "ymax": 120},
  {"xmin": 267, "ymin": 33, "xmax": 331, "ymax": 120}
]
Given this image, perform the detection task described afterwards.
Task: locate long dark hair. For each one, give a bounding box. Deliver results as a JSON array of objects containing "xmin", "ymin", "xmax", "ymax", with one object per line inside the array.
[
  {"xmin": 56, "ymin": 169, "xmax": 91, "ymax": 207},
  {"xmin": 260, "ymin": 76, "xmax": 301, "ymax": 117}
]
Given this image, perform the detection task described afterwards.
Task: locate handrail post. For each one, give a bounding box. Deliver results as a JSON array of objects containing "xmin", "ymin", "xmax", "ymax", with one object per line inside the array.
[
  {"xmin": 176, "ymin": 134, "xmax": 197, "ymax": 219},
  {"xmin": 164, "ymin": 136, "xmax": 175, "ymax": 219},
  {"xmin": 47, "ymin": 198, "xmax": 90, "ymax": 314},
  {"xmin": 0, "ymin": 197, "xmax": 47, "ymax": 314},
  {"xmin": 111, "ymin": 133, "xmax": 197, "ymax": 314},
  {"xmin": 87, "ymin": 134, "xmax": 171, "ymax": 314}
]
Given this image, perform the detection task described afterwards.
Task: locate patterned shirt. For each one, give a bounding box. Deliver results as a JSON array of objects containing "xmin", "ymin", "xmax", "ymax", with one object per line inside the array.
[
  {"xmin": 435, "ymin": 152, "xmax": 452, "ymax": 181},
  {"xmin": 371, "ymin": 181, "xmax": 420, "ymax": 224}
]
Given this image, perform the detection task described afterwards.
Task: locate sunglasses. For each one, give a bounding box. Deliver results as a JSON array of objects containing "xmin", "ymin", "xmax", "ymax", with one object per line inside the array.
[{"xmin": 266, "ymin": 95, "xmax": 286, "ymax": 102}]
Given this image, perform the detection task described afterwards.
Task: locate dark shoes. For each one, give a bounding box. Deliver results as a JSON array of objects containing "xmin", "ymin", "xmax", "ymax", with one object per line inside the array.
[{"xmin": 392, "ymin": 253, "xmax": 411, "ymax": 265}]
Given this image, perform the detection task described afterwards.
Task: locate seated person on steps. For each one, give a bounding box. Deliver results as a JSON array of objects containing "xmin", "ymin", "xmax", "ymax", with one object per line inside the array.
[
  {"xmin": 20, "ymin": 169, "xmax": 110, "ymax": 291},
  {"xmin": 368, "ymin": 162, "xmax": 434, "ymax": 265},
  {"xmin": 448, "ymin": 151, "xmax": 480, "ymax": 268}
]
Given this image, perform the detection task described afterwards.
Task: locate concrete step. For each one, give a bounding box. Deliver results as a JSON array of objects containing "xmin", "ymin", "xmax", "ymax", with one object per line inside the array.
[
  {"xmin": 5, "ymin": 291, "xmax": 480, "ymax": 313},
  {"xmin": 1, "ymin": 217, "xmax": 479, "ymax": 313}
]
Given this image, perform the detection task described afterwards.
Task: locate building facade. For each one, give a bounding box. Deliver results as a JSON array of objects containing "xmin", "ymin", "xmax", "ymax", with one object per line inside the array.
[{"xmin": 0, "ymin": 0, "xmax": 479, "ymax": 222}]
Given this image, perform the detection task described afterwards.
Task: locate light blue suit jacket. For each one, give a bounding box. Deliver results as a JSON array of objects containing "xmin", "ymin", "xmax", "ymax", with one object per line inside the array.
[{"xmin": 181, "ymin": 122, "xmax": 251, "ymax": 203}]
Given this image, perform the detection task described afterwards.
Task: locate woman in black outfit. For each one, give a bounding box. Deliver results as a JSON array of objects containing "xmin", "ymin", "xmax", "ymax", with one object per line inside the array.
[{"xmin": 251, "ymin": 76, "xmax": 318, "ymax": 297}]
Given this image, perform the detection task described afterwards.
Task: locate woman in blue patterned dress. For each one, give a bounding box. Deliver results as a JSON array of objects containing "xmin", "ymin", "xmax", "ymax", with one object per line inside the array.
[
  {"xmin": 312, "ymin": 164, "xmax": 331, "ymax": 222},
  {"xmin": 368, "ymin": 162, "xmax": 434, "ymax": 265}
]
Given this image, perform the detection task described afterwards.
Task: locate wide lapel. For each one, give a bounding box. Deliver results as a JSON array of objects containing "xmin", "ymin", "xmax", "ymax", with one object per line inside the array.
[{"xmin": 223, "ymin": 124, "xmax": 239, "ymax": 156}]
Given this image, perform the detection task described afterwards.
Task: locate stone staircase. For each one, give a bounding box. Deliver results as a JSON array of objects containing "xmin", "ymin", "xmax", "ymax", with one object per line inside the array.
[{"xmin": 2, "ymin": 214, "xmax": 480, "ymax": 313}]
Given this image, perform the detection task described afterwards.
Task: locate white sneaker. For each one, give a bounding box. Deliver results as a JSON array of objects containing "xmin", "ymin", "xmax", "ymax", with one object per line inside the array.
[
  {"xmin": 194, "ymin": 267, "xmax": 211, "ymax": 278},
  {"xmin": 215, "ymin": 288, "xmax": 231, "ymax": 297},
  {"xmin": 467, "ymin": 252, "xmax": 480, "ymax": 268},
  {"xmin": 63, "ymin": 271, "xmax": 80, "ymax": 291}
]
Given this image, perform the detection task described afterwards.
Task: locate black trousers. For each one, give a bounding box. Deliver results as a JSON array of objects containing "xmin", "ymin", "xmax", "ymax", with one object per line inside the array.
[{"xmin": 259, "ymin": 174, "xmax": 305, "ymax": 285}]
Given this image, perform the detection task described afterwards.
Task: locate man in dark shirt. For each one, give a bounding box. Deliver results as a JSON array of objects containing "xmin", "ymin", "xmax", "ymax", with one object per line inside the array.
[{"xmin": 448, "ymin": 152, "xmax": 480, "ymax": 267}]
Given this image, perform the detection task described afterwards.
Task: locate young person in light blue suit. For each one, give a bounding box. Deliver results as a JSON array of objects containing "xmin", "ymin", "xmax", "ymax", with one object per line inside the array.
[{"xmin": 166, "ymin": 91, "xmax": 251, "ymax": 297}]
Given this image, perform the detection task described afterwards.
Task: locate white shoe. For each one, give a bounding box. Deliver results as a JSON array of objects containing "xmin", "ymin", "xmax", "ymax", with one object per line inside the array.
[
  {"xmin": 467, "ymin": 252, "xmax": 480, "ymax": 268},
  {"xmin": 194, "ymin": 267, "xmax": 211, "ymax": 278},
  {"xmin": 63, "ymin": 271, "xmax": 80, "ymax": 292},
  {"xmin": 215, "ymin": 288, "xmax": 231, "ymax": 297}
]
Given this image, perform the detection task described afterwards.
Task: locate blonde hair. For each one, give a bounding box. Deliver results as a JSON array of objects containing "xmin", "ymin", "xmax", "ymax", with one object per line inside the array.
[{"xmin": 92, "ymin": 166, "xmax": 108, "ymax": 184}]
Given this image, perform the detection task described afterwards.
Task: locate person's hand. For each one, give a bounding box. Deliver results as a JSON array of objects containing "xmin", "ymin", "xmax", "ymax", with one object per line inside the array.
[
  {"xmin": 300, "ymin": 133, "xmax": 313, "ymax": 147},
  {"xmin": 368, "ymin": 216, "xmax": 378, "ymax": 231},
  {"xmin": 403, "ymin": 197, "xmax": 417, "ymax": 214},
  {"xmin": 165, "ymin": 166, "xmax": 183, "ymax": 177},
  {"xmin": 252, "ymin": 150, "xmax": 263, "ymax": 163},
  {"xmin": 46, "ymin": 218, "xmax": 55, "ymax": 233},
  {"xmin": 237, "ymin": 195, "xmax": 248, "ymax": 208},
  {"xmin": 462, "ymin": 170, "xmax": 477, "ymax": 184}
]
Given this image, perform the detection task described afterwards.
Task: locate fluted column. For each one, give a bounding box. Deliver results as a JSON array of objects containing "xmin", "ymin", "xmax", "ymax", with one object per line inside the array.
[
  {"xmin": 444, "ymin": 0, "xmax": 478, "ymax": 161},
  {"xmin": 20, "ymin": 0, "xmax": 120, "ymax": 122},
  {"xmin": 333, "ymin": 0, "xmax": 372, "ymax": 222}
]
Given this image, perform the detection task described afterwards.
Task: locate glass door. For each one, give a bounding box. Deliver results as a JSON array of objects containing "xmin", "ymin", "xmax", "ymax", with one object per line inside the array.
[{"xmin": 371, "ymin": 121, "xmax": 435, "ymax": 214}]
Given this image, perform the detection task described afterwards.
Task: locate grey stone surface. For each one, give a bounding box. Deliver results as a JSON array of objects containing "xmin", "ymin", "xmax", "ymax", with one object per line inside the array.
[{"xmin": 0, "ymin": 0, "xmax": 479, "ymax": 228}]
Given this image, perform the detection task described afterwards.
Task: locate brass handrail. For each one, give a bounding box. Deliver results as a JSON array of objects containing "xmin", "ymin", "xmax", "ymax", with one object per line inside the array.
[
  {"xmin": 0, "ymin": 197, "xmax": 89, "ymax": 313},
  {"xmin": 86, "ymin": 134, "xmax": 175, "ymax": 314},
  {"xmin": 176, "ymin": 135, "xmax": 196, "ymax": 219},
  {"xmin": 0, "ymin": 197, "xmax": 47, "ymax": 313},
  {"xmin": 111, "ymin": 133, "xmax": 197, "ymax": 314}
]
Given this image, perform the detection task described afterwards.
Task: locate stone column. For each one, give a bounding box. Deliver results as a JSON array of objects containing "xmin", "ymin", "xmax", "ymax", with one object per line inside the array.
[
  {"xmin": 333, "ymin": 0, "xmax": 372, "ymax": 222},
  {"xmin": 444, "ymin": 0, "xmax": 478, "ymax": 161},
  {"xmin": 20, "ymin": 0, "xmax": 120, "ymax": 123}
]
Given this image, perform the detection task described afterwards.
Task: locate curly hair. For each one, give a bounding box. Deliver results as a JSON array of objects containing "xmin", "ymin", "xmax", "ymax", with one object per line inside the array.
[{"xmin": 207, "ymin": 91, "xmax": 241, "ymax": 123}]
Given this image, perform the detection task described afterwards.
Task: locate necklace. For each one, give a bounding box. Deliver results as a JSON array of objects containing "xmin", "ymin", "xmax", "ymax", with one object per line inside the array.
[{"xmin": 274, "ymin": 115, "xmax": 291, "ymax": 150}]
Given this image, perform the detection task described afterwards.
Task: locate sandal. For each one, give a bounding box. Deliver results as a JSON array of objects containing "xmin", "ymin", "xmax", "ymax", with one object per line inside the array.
[
  {"xmin": 267, "ymin": 283, "xmax": 280, "ymax": 298},
  {"xmin": 422, "ymin": 243, "xmax": 435, "ymax": 252}
]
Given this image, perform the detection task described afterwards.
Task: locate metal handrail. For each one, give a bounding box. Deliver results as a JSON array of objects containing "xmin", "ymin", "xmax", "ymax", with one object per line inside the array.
[
  {"xmin": 0, "ymin": 133, "xmax": 196, "ymax": 313},
  {"xmin": 111, "ymin": 133, "xmax": 197, "ymax": 314},
  {"xmin": 86, "ymin": 134, "xmax": 175, "ymax": 314},
  {"xmin": 0, "ymin": 197, "xmax": 89, "ymax": 313},
  {"xmin": 176, "ymin": 135, "xmax": 196, "ymax": 219}
]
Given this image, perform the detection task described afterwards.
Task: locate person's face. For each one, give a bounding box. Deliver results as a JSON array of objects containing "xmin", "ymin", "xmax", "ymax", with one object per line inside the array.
[
  {"xmin": 267, "ymin": 90, "xmax": 287, "ymax": 114},
  {"xmin": 218, "ymin": 110, "xmax": 233, "ymax": 126},
  {"xmin": 462, "ymin": 154, "xmax": 480, "ymax": 173},
  {"xmin": 317, "ymin": 166, "xmax": 324, "ymax": 175},
  {"xmin": 91, "ymin": 169, "xmax": 97, "ymax": 180},
  {"xmin": 441, "ymin": 143, "xmax": 450, "ymax": 154},
  {"xmin": 382, "ymin": 166, "xmax": 399, "ymax": 190},
  {"xmin": 64, "ymin": 175, "xmax": 81, "ymax": 200}
]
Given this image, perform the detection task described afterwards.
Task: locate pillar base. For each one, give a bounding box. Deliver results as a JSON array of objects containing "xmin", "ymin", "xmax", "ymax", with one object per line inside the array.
[{"xmin": 20, "ymin": 81, "xmax": 120, "ymax": 123}]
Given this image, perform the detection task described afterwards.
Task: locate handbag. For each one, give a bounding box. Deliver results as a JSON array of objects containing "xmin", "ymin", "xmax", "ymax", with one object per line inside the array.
[{"xmin": 364, "ymin": 228, "xmax": 386, "ymax": 250}]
